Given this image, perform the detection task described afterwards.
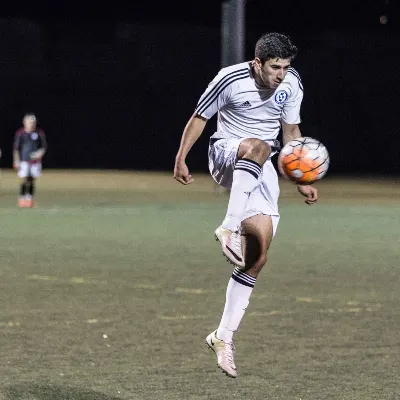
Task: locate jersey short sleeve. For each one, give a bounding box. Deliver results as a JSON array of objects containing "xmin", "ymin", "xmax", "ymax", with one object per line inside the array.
[
  {"xmin": 281, "ymin": 72, "xmax": 304, "ymax": 125},
  {"xmin": 13, "ymin": 129, "xmax": 22, "ymax": 150},
  {"xmin": 194, "ymin": 67, "xmax": 249, "ymax": 120}
]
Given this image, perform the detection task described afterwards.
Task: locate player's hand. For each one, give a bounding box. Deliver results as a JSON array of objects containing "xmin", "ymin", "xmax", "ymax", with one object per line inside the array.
[
  {"xmin": 30, "ymin": 151, "xmax": 41, "ymax": 160},
  {"xmin": 297, "ymin": 184, "xmax": 318, "ymax": 205},
  {"xmin": 13, "ymin": 161, "xmax": 19, "ymax": 170},
  {"xmin": 174, "ymin": 160, "xmax": 194, "ymax": 185}
]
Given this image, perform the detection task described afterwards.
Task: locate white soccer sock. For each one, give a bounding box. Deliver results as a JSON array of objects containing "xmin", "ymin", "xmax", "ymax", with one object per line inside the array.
[
  {"xmin": 216, "ymin": 267, "xmax": 256, "ymax": 343},
  {"xmin": 222, "ymin": 158, "xmax": 262, "ymax": 232}
]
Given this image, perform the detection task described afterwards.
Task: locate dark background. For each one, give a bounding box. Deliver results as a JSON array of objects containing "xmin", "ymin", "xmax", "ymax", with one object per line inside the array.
[{"xmin": 1, "ymin": 0, "xmax": 399, "ymax": 174}]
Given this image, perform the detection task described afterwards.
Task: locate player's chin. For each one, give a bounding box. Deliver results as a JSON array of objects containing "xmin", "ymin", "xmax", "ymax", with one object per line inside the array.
[{"xmin": 271, "ymin": 80, "xmax": 281, "ymax": 88}]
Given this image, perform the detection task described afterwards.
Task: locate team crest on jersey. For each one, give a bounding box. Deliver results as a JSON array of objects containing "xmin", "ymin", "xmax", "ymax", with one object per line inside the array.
[
  {"xmin": 31, "ymin": 132, "xmax": 38, "ymax": 140},
  {"xmin": 274, "ymin": 90, "xmax": 288, "ymax": 104}
]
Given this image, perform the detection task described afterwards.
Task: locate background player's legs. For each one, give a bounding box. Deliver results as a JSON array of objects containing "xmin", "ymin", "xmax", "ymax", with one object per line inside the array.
[
  {"xmin": 25, "ymin": 163, "xmax": 41, "ymax": 207},
  {"xmin": 19, "ymin": 179, "xmax": 28, "ymax": 198},
  {"xmin": 17, "ymin": 162, "xmax": 30, "ymax": 207},
  {"xmin": 18, "ymin": 177, "xmax": 33, "ymax": 207},
  {"xmin": 217, "ymin": 214, "xmax": 273, "ymax": 343},
  {"xmin": 25, "ymin": 176, "xmax": 35, "ymax": 204},
  {"xmin": 222, "ymin": 139, "xmax": 271, "ymax": 232}
]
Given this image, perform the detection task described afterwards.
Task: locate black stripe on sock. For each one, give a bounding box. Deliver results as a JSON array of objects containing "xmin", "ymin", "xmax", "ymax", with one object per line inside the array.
[
  {"xmin": 236, "ymin": 161, "xmax": 262, "ymax": 175},
  {"xmin": 240, "ymin": 158, "xmax": 262, "ymax": 169},
  {"xmin": 234, "ymin": 166, "xmax": 259, "ymax": 180},
  {"xmin": 233, "ymin": 268, "xmax": 256, "ymax": 285},
  {"xmin": 232, "ymin": 274, "xmax": 255, "ymax": 288}
]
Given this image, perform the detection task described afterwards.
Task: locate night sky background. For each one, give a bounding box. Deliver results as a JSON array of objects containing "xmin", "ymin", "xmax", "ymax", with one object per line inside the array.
[{"xmin": 0, "ymin": 0, "xmax": 399, "ymax": 175}]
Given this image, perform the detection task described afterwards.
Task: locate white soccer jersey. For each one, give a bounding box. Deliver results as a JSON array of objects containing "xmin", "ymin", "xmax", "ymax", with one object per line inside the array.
[{"xmin": 195, "ymin": 61, "xmax": 303, "ymax": 142}]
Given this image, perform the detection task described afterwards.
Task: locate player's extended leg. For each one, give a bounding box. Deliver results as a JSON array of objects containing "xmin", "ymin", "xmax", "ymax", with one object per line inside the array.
[
  {"xmin": 215, "ymin": 139, "xmax": 271, "ymax": 267},
  {"xmin": 207, "ymin": 214, "xmax": 273, "ymax": 378}
]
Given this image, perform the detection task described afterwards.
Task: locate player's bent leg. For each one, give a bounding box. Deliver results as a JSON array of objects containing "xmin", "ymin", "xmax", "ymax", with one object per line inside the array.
[
  {"xmin": 218, "ymin": 140, "xmax": 271, "ymax": 267},
  {"xmin": 222, "ymin": 139, "xmax": 271, "ymax": 232},
  {"xmin": 237, "ymin": 138, "xmax": 271, "ymax": 165}
]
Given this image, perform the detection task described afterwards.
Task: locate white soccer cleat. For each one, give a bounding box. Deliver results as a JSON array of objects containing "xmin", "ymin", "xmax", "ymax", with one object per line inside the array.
[
  {"xmin": 214, "ymin": 226, "xmax": 245, "ymax": 267},
  {"xmin": 205, "ymin": 330, "xmax": 237, "ymax": 378}
]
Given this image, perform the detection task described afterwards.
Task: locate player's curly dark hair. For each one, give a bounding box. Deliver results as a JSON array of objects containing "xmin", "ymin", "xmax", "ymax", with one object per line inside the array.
[{"xmin": 255, "ymin": 33, "xmax": 298, "ymax": 64}]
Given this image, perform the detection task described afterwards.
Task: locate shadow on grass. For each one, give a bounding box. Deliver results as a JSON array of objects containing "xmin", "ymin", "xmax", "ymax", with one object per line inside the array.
[{"xmin": 6, "ymin": 383, "xmax": 122, "ymax": 400}]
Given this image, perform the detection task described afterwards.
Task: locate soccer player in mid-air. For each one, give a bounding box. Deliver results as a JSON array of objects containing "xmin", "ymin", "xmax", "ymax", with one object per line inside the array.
[
  {"xmin": 13, "ymin": 113, "xmax": 47, "ymax": 208},
  {"xmin": 174, "ymin": 33, "xmax": 318, "ymax": 378}
]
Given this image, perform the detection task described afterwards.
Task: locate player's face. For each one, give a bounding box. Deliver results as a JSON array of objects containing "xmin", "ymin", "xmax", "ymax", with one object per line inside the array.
[
  {"xmin": 23, "ymin": 116, "xmax": 36, "ymax": 132},
  {"xmin": 255, "ymin": 58, "xmax": 291, "ymax": 89}
]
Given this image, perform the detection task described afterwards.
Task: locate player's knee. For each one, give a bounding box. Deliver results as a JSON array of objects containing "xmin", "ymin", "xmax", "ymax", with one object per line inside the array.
[
  {"xmin": 259, "ymin": 253, "xmax": 268, "ymax": 267},
  {"xmin": 244, "ymin": 252, "xmax": 268, "ymax": 275},
  {"xmin": 239, "ymin": 138, "xmax": 271, "ymax": 164},
  {"xmin": 255, "ymin": 253, "xmax": 268, "ymax": 272}
]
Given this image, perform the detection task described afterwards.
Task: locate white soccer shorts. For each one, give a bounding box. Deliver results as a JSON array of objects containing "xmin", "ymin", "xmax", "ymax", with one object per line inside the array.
[
  {"xmin": 208, "ymin": 137, "xmax": 280, "ymax": 236},
  {"xmin": 18, "ymin": 162, "xmax": 42, "ymax": 178}
]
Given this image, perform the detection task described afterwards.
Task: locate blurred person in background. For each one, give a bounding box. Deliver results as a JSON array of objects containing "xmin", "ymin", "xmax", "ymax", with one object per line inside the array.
[
  {"xmin": 13, "ymin": 113, "xmax": 47, "ymax": 208},
  {"xmin": 380, "ymin": 0, "xmax": 400, "ymax": 24},
  {"xmin": 380, "ymin": 0, "xmax": 390, "ymax": 24}
]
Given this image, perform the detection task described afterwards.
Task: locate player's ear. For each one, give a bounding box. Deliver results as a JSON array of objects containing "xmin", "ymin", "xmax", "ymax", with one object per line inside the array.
[{"xmin": 254, "ymin": 57, "xmax": 262, "ymax": 69}]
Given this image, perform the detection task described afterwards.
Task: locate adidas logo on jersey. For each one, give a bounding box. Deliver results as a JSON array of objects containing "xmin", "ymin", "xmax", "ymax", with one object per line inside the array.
[{"xmin": 239, "ymin": 101, "xmax": 251, "ymax": 108}]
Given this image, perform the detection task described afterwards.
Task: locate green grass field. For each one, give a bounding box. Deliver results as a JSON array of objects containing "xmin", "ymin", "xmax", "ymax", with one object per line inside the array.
[{"xmin": 0, "ymin": 170, "xmax": 399, "ymax": 400}]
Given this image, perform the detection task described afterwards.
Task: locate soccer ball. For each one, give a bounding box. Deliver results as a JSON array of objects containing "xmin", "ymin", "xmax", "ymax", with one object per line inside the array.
[{"xmin": 277, "ymin": 137, "xmax": 330, "ymax": 185}]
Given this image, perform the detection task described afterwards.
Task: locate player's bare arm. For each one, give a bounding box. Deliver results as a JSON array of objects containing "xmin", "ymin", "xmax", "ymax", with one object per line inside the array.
[
  {"xmin": 281, "ymin": 121, "xmax": 301, "ymax": 145},
  {"xmin": 13, "ymin": 149, "xmax": 20, "ymax": 169},
  {"xmin": 282, "ymin": 122, "xmax": 318, "ymax": 205},
  {"xmin": 174, "ymin": 114, "xmax": 207, "ymax": 185}
]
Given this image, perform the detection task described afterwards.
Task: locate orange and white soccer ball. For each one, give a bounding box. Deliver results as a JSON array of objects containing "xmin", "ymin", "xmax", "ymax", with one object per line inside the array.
[{"xmin": 278, "ymin": 137, "xmax": 330, "ymax": 185}]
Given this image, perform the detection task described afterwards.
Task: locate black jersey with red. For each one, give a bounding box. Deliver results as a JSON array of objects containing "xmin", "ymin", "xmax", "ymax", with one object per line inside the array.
[{"xmin": 13, "ymin": 128, "xmax": 47, "ymax": 163}]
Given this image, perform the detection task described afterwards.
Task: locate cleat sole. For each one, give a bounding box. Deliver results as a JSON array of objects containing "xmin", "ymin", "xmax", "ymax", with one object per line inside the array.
[{"xmin": 217, "ymin": 364, "xmax": 237, "ymax": 378}]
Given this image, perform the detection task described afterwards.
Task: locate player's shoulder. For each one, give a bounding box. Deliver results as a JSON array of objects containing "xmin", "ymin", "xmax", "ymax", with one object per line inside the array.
[
  {"xmin": 285, "ymin": 67, "xmax": 303, "ymax": 91},
  {"xmin": 286, "ymin": 67, "xmax": 302, "ymax": 82},
  {"xmin": 219, "ymin": 62, "xmax": 250, "ymax": 75},
  {"xmin": 15, "ymin": 127, "xmax": 24, "ymax": 136},
  {"xmin": 37, "ymin": 128, "xmax": 45, "ymax": 135},
  {"xmin": 216, "ymin": 62, "xmax": 251, "ymax": 81}
]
